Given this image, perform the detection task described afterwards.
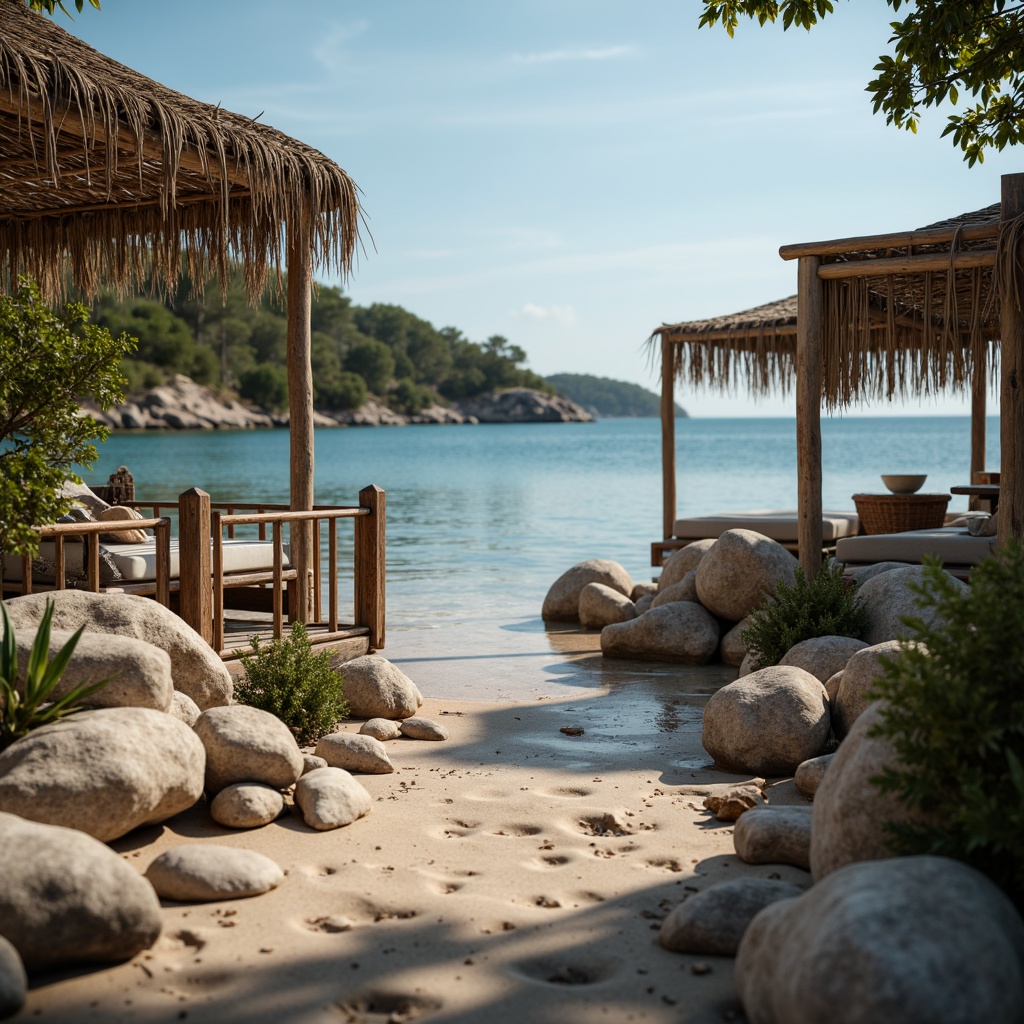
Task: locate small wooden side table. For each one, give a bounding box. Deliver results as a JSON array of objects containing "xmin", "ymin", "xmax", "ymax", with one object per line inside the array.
[{"xmin": 852, "ymin": 493, "xmax": 951, "ymax": 535}]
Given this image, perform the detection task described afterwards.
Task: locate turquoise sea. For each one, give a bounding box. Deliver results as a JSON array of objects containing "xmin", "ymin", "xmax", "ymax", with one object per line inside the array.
[{"xmin": 81, "ymin": 416, "xmax": 997, "ymax": 697}]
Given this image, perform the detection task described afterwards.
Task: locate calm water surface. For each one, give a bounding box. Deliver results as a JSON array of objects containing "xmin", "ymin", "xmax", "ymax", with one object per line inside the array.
[{"xmin": 82, "ymin": 417, "xmax": 996, "ymax": 697}]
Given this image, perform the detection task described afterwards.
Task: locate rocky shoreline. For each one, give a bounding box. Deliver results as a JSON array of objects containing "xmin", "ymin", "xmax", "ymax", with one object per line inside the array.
[{"xmin": 81, "ymin": 376, "xmax": 594, "ymax": 431}]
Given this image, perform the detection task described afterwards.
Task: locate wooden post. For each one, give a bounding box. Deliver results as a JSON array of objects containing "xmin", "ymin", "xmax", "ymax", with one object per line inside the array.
[
  {"xmin": 1000, "ymin": 174, "xmax": 1024, "ymax": 545},
  {"xmin": 660, "ymin": 335, "xmax": 677, "ymax": 541},
  {"xmin": 796, "ymin": 256, "xmax": 824, "ymax": 579},
  {"xmin": 970, "ymin": 345, "xmax": 987, "ymax": 508},
  {"xmin": 178, "ymin": 487, "xmax": 212, "ymax": 643},
  {"xmin": 355, "ymin": 485, "xmax": 386, "ymax": 650},
  {"xmin": 286, "ymin": 211, "xmax": 314, "ymax": 622}
]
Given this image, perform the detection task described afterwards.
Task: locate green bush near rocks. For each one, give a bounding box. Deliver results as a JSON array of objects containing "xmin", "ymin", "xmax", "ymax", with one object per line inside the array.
[
  {"xmin": 869, "ymin": 547, "xmax": 1024, "ymax": 911},
  {"xmin": 235, "ymin": 623, "xmax": 348, "ymax": 745},
  {"xmin": 741, "ymin": 561, "xmax": 868, "ymax": 670}
]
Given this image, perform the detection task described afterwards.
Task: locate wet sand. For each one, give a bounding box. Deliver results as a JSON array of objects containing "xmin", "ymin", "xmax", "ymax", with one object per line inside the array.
[{"xmin": 22, "ymin": 624, "xmax": 811, "ymax": 1024}]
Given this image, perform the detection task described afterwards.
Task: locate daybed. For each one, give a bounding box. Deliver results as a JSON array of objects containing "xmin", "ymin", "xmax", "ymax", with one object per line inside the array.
[{"xmin": 836, "ymin": 526, "xmax": 997, "ymax": 580}]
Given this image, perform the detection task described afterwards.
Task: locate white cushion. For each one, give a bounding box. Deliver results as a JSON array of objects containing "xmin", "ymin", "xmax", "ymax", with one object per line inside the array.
[
  {"xmin": 673, "ymin": 510, "xmax": 861, "ymax": 543},
  {"xmin": 836, "ymin": 527, "xmax": 997, "ymax": 567}
]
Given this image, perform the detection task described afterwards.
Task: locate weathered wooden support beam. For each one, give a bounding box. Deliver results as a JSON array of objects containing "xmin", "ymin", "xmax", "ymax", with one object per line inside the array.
[
  {"xmin": 796, "ymin": 255, "xmax": 824, "ymax": 579},
  {"xmin": 661, "ymin": 335, "xmax": 677, "ymax": 542},
  {"xmin": 355, "ymin": 485, "xmax": 386, "ymax": 650},
  {"xmin": 816, "ymin": 249, "xmax": 995, "ymax": 280},
  {"xmin": 970, "ymin": 346, "xmax": 987, "ymax": 507},
  {"xmin": 999, "ymin": 174, "xmax": 1024, "ymax": 545},
  {"xmin": 780, "ymin": 222, "xmax": 999, "ymax": 261},
  {"xmin": 286, "ymin": 210, "xmax": 314, "ymax": 623},
  {"xmin": 178, "ymin": 487, "xmax": 212, "ymax": 643}
]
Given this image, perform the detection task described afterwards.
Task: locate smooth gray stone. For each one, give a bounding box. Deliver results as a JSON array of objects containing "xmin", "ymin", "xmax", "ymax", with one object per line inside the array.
[{"xmin": 145, "ymin": 843, "xmax": 283, "ymax": 901}]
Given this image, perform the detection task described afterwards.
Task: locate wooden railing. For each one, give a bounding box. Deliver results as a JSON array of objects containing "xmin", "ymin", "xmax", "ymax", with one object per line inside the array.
[{"xmin": 11, "ymin": 517, "xmax": 172, "ymax": 605}]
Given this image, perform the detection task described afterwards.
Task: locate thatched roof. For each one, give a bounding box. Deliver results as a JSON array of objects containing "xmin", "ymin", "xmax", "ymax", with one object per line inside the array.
[
  {"xmin": 652, "ymin": 203, "xmax": 1004, "ymax": 407},
  {"xmin": 0, "ymin": 0, "xmax": 360, "ymax": 301}
]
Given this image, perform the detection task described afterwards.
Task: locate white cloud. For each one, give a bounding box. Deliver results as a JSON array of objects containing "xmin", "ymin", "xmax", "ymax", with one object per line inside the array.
[
  {"xmin": 313, "ymin": 20, "xmax": 370, "ymax": 73},
  {"xmin": 520, "ymin": 303, "xmax": 577, "ymax": 325},
  {"xmin": 512, "ymin": 45, "xmax": 637, "ymax": 65}
]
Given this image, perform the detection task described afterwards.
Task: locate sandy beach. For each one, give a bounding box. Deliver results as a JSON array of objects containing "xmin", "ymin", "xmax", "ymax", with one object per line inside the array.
[{"xmin": 20, "ymin": 629, "xmax": 813, "ymax": 1024}]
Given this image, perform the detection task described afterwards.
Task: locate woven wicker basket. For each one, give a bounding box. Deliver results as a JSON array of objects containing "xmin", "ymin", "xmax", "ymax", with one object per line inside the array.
[{"xmin": 852, "ymin": 493, "xmax": 951, "ymax": 536}]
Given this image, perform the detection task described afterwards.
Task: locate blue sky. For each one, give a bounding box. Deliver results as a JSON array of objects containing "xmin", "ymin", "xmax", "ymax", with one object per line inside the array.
[{"xmin": 65, "ymin": 1, "xmax": 1019, "ymax": 416}]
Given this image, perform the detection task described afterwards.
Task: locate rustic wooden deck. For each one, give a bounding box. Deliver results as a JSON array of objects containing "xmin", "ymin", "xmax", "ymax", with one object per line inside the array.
[{"xmin": 218, "ymin": 614, "xmax": 371, "ymax": 661}]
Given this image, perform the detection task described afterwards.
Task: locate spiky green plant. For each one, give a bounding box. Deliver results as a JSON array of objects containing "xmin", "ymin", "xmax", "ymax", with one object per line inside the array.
[
  {"xmin": 235, "ymin": 622, "xmax": 348, "ymax": 745},
  {"xmin": 868, "ymin": 547, "xmax": 1024, "ymax": 911},
  {"xmin": 0, "ymin": 600, "xmax": 110, "ymax": 750},
  {"xmin": 740, "ymin": 561, "xmax": 868, "ymax": 670}
]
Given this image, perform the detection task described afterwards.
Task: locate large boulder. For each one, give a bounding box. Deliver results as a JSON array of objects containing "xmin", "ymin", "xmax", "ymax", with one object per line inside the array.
[
  {"xmin": 542, "ymin": 559, "xmax": 632, "ymax": 622},
  {"xmin": 601, "ymin": 602, "xmax": 719, "ymax": 664},
  {"xmin": 702, "ymin": 666, "xmax": 830, "ymax": 776},
  {"xmin": 733, "ymin": 806, "xmax": 813, "ymax": 870},
  {"xmin": 695, "ymin": 530, "xmax": 799, "ymax": 621},
  {"xmin": 778, "ymin": 635, "xmax": 868, "ymax": 685},
  {"xmin": 333, "ymin": 655, "xmax": 422, "ymax": 720},
  {"xmin": 0, "ymin": 938, "xmax": 25, "ymax": 1020},
  {"xmin": 0, "ymin": 812, "xmax": 162, "ymax": 969},
  {"xmin": 736, "ymin": 856, "xmax": 1024, "ymax": 1024},
  {"xmin": 659, "ymin": 877, "xmax": 804, "ymax": 956},
  {"xmin": 3, "ymin": 590, "xmax": 232, "ymax": 710},
  {"xmin": 194, "ymin": 705, "xmax": 304, "ymax": 795},
  {"xmin": 15, "ymin": 630, "xmax": 174, "ymax": 711},
  {"xmin": 857, "ymin": 565, "xmax": 968, "ymax": 645},
  {"xmin": 658, "ymin": 539, "xmax": 715, "ymax": 592},
  {"xmin": 720, "ymin": 617, "xmax": 750, "ymax": 668},
  {"xmin": 832, "ymin": 640, "xmax": 905, "ymax": 740},
  {"xmin": 578, "ymin": 583, "xmax": 636, "ymax": 629},
  {"xmin": 650, "ymin": 570, "xmax": 698, "ymax": 608},
  {"xmin": 145, "ymin": 844, "xmax": 284, "ymax": 901},
  {"xmin": 0, "ymin": 708, "xmax": 205, "ymax": 841},
  {"xmin": 811, "ymin": 701, "xmax": 931, "ymax": 880}
]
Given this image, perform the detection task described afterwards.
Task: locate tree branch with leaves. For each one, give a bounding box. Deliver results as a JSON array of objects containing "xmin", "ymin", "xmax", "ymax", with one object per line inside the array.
[{"xmin": 699, "ymin": 1, "xmax": 1024, "ymax": 165}]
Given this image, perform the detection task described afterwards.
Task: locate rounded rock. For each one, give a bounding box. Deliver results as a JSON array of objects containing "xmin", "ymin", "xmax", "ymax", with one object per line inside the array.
[
  {"xmin": 315, "ymin": 731, "xmax": 395, "ymax": 773},
  {"xmin": 359, "ymin": 718, "xmax": 402, "ymax": 741},
  {"xmin": 702, "ymin": 666, "xmax": 830, "ymax": 776},
  {"xmin": 736, "ymin": 856, "xmax": 1024, "ymax": 1024},
  {"xmin": 634, "ymin": 594, "xmax": 654, "ymax": 614},
  {"xmin": 145, "ymin": 844, "xmax": 283, "ymax": 901},
  {"xmin": 658, "ymin": 539, "xmax": 716, "ymax": 592},
  {"xmin": 301, "ymin": 753, "xmax": 328, "ymax": 775},
  {"xmin": 578, "ymin": 582, "xmax": 637, "ymax": 629},
  {"xmin": 0, "ymin": 707, "xmax": 205, "ymax": 841},
  {"xmin": 650, "ymin": 569, "xmax": 698, "ymax": 608},
  {"xmin": 194, "ymin": 705, "xmax": 304, "ymax": 795},
  {"xmin": 778, "ymin": 635, "xmax": 868, "ymax": 685},
  {"xmin": 601, "ymin": 601, "xmax": 719, "ymax": 664},
  {"xmin": 695, "ymin": 530, "xmax": 799, "ymax": 622},
  {"xmin": 857, "ymin": 565, "xmax": 968, "ymax": 645},
  {"xmin": 3, "ymin": 590, "xmax": 232, "ymax": 710},
  {"xmin": 542, "ymin": 559, "xmax": 632, "ymax": 622},
  {"xmin": 294, "ymin": 767, "xmax": 372, "ymax": 831},
  {"xmin": 720, "ymin": 617, "xmax": 750, "ymax": 668},
  {"xmin": 169, "ymin": 689, "xmax": 201, "ymax": 727},
  {"xmin": 832, "ymin": 640, "xmax": 905, "ymax": 740},
  {"xmin": 210, "ymin": 783, "xmax": 284, "ymax": 829},
  {"xmin": 0, "ymin": 812, "xmax": 162, "ymax": 969},
  {"xmin": 733, "ymin": 805, "xmax": 814, "ymax": 870},
  {"xmin": 659, "ymin": 877, "xmax": 804, "ymax": 956},
  {"xmin": 630, "ymin": 582, "xmax": 657, "ymax": 602},
  {"xmin": 794, "ymin": 753, "xmax": 834, "ymax": 797},
  {"xmin": 400, "ymin": 716, "xmax": 449, "ymax": 741},
  {"xmin": 333, "ymin": 655, "xmax": 423, "ymax": 720}
]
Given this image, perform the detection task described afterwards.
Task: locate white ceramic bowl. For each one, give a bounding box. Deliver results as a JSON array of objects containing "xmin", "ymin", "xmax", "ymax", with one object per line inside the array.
[{"xmin": 881, "ymin": 474, "xmax": 927, "ymax": 495}]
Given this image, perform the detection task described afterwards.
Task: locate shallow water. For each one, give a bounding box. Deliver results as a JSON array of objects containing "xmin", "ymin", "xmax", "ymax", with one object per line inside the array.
[{"xmin": 82, "ymin": 416, "xmax": 996, "ymax": 697}]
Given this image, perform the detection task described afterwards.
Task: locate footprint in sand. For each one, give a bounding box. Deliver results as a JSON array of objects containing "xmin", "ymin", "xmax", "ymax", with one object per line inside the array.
[
  {"xmin": 645, "ymin": 857, "xmax": 684, "ymax": 873},
  {"xmin": 538, "ymin": 786, "xmax": 593, "ymax": 799},
  {"xmin": 529, "ymin": 854, "xmax": 571, "ymax": 869},
  {"xmin": 578, "ymin": 813, "xmax": 633, "ymax": 838},
  {"xmin": 464, "ymin": 788, "xmax": 514, "ymax": 802},
  {"xmin": 490, "ymin": 823, "xmax": 542, "ymax": 837},
  {"xmin": 339, "ymin": 990, "xmax": 443, "ymax": 1021},
  {"xmin": 509, "ymin": 956, "xmax": 618, "ymax": 986}
]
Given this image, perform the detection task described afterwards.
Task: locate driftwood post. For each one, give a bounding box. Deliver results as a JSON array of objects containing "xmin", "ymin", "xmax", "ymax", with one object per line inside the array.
[
  {"xmin": 179, "ymin": 487, "xmax": 212, "ymax": 643},
  {"xmin": 355, "ymin": 485, "xmax": 386, "ymax": 650},
  {"xmin": 661, "ymin": 335, "xmax": 677, "ymax": 541},
  {"xmin": 287, "ymin": 211, "xmax": 314, "ymax": 623},
  {"xmin": 1000, "ymin": 173, "xmax": 1024, "ymax": 545},
  {"xmin": 796, "ymin": 255, "xmax": 824, "ymax": 579}
]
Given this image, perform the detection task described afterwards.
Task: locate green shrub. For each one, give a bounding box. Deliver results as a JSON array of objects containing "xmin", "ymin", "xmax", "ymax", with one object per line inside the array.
[
  {"xmin": 741, "ymin": 561, "xmax": 868, "ymax": 669},
  {"xmin": 235, "ymin": 623, "xmax": 348, "ymax": 745},
  {"xmin": 868, "ymin": 548, "xmax": 1024, "ymax": 911},
  {"xmin": 0, "ymin": 600, "xmax": 110, "ymax": 750}
]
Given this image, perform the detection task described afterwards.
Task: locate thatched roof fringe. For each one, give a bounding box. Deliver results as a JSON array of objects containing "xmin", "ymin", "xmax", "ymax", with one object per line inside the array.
[{"xmin": 0, "ymin": 0, "xmax": 361, "ymax": 303}]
